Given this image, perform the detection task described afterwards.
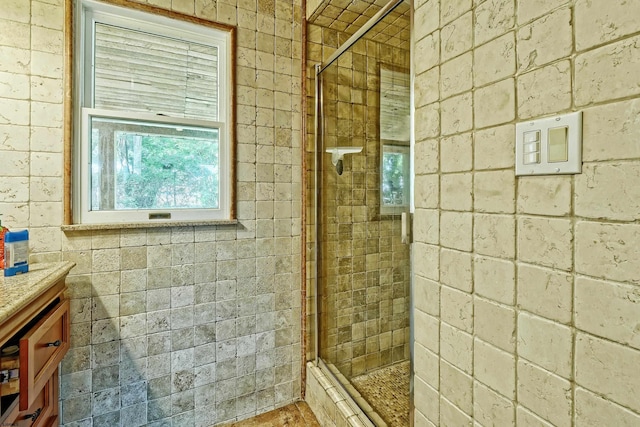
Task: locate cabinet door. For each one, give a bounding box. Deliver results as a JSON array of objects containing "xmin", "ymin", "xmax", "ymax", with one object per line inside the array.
[
  {"xmin": 11, "ymin": 371, "xmax": 56, "ymax": 427},
  {"xmin": 19, "ymin": 299, "xmax": 70, "ymax": 411}
]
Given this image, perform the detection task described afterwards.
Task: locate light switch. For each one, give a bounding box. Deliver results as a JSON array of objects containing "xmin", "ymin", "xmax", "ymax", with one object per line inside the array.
[
  {"xmin": 515, "ymin": 111, "xmax": 582, "ymax": 176},
  {"xmin": 523, "ymin": 152, "xmax": 540, "ymax": 165},
  {"xmin": 524, "ymin": 130, "xmax": 540, "ymax": 144},
  {"xmin": 524, "ymin": 141, "xmax": 539, "ymax": 154},
  {"xmin": 548, "ymin": 126, "xmax": 568, "ymax": 162}
]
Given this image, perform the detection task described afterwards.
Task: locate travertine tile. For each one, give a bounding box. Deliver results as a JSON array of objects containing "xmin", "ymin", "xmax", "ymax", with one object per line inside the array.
[
  {"xmin": 517, "ymin": 61, "xmax": 571, "ymax": 119},
  {"xmin": 517, "ymin": 8, "xmax": 572, "ymax": 72},
  {"xmin": 440, "ymin": 322, "xmax": 472, "ymax": 374},
  {"xmin": 474, "ymin": 0, "xmax": 515, "ymax": 46},
  {"xmin": 474, "ymin": 338, "xmax": 516, "ymax": 399},
  {"xmin": 575, "ymin": 221, "xmax": 640, "ymax": 284},
  {"xmin": 441, "ymin": 92, "xmax": 472, "ymax": 136},
  {"xmin": 517, "ymin": 0, "xmax": 569, "ymax": 25},
  {"xmin": 576, "ymin": 333, "xmax": 640, "ymax": 413},
  {"xmin": 440, "ymin": 211, "xmax": 473, "ymax": 252},
  {"xmin": 575, "ymin": 277, "xmax": 640, "ymax": 351},
  {"xmin": 517, "ymin": 216, "xmax": 572, "ymax": 271},
  {"xmin": 474, "ymin": 214, "xmax": 515, "ymax": 259},
  {"xmin": 575, "ymin": 387, "xmax": 640, "ymax": 427},
  {"xmin": 414, "ymin": 174, "xmax": 439, "ymax": 209},
  {"xmin": 440, "ymin": 360, "xmax": 472, "ymax": 415},
  {"xmin": 441, "ymin": 173, "xmax": 472, "ymax": 211},
  {"xmin": 517, "ymin": 360, "xmax": 572, "ymax": 426},
  {"xmin": 575, "ymin": 34, "xmax": 640, "ymax": 106},
  {"xmin": 441, "ymin": 12, "xmax": 472, "ymax": 62},
  {"xmin": 474, "ymin": 170, "xmax": 515, "ymax": 213},
  {"xmin": 575, "ymin": 0, "xmax": 640, "ymax": 51},
  {"xmin": 414, "ymin": 308, "xmax": 440, "ymax": 354},
  {"xmin": 414, "ymin": 0, "xmax": 439, "ymax": 40},
  {"xmin": 413, "ymin": 208, "xmax": 439, "ymax": 245},
  {"xmin": 517, "ymin": 263, "xmax": 572, "ymax": 324},
  {"xmin": 414, "ymin": 342, "xmax": 439, "ymax": 389},
  {"xmin": 474, "ymin": 256, "xmax": 514, "ymax": 305},
  {"xmin": 575, "ymin": 162, "xmax": 640, "ymax": 221},
  {"xmin": 415, "ymin": 67, "xmax": 440, "ymax": 108},
  {"xmin": 440, "ymin": 52, "xmax": 472, "ymax": 99},
  {"xmin": 582, "ymin": 99, "xmax": 640, "ymax": 161},
  {"xmin": 517, "ymin": 176, "xmax": 571, "ymax": 216},
  {"xmin": 441, "ymin": 286, "xmax": 473, "ymax": 333},
  {"xmin": 474, "ymin": 381, "xmax": 514, "ymax": 426},
  {"xmin": 474, "ymin": 78, "xmax": 515, "ymax": 128},
  {"xmin": 414, "ymin": 32, "xmax": 440, "ymax": 74},
  {"xmin": 440, "ymin": 248, "xmax": 472, "ymax": 292},
  {"xmin": 414, "ymin": 274, "xmax": 440, "ymax": 317},
  {"xmin": 474, "ymin": 32, "xmax": 515, "ymax": 87},
  {"xmin": 414, "ymin": 377, "xmax": 439, "ymax": 424},
  {"xmin": 473, "ymin": 124, "xmax": 514, "ymax": 170},
  {"xmin": 474, "ymin": 297, "xmax": 515, "ymax": 352},
  {"xmin": 440, "ymin": 133, "xmax": 471, "ymax": 173},
  {"xmin": 440, "ymin": 0, "xmax": 471, "ymax": 26},
  {"xmin": 440, "ymin": 396, "xmax": 471, "ymax": 425},
  {"xmin": 517, "ymin": 312, "xmax": 572, "ymax": 377}
]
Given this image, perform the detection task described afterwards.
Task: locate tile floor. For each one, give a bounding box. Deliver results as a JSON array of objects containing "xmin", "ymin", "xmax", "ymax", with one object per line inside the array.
[
  {"xmin": 351, "ymin": 361, "xmax": 411, "ymax": 426},
  {"xmin": 218, "ymin": 401, "xmax": 321, "ymax": 427}
]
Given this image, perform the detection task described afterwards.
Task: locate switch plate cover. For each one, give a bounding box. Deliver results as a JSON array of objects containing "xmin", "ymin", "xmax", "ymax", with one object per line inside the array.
[{"xmin": 515, "ymin": 111, "xmax": 582, "ymax": 176}]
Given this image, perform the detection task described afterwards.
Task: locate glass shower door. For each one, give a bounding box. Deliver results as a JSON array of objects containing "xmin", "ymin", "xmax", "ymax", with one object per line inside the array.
[{"xmin": 316, "ymin": 4, "xmax": 412, "ymax": 424}]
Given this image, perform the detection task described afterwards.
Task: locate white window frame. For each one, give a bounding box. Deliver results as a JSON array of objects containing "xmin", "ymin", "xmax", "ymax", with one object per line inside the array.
[{"xmin": 73, "ymin": 0, "xmax": 234, "ymax": 224}]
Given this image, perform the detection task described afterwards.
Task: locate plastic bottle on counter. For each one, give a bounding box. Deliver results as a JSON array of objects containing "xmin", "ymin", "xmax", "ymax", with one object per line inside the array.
[
  {"xmin": 0, "ymin": 215, "xmax": 8, "ymax": 271},
  {"xmin": 4, "ymin": 229, "xmax": 29, "ymax": 276}
]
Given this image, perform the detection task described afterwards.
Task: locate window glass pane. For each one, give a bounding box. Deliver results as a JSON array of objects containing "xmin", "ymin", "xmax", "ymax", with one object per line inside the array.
[
  {"xmin": 382, "ymin": 146, "xmax": 408, "ymax": 207},
  {"xmin": 90, "ymin": 116, "xmax": 220, "ymax": 211},
  {"xmin": 94, "ymin": 23, "xmax": 219, "ymax": 120}
]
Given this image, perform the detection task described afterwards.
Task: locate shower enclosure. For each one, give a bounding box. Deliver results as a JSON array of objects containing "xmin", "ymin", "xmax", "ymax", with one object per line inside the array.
[{"xmin": 306, "ymin": 0, "xmax": 412, "ymax": 425}]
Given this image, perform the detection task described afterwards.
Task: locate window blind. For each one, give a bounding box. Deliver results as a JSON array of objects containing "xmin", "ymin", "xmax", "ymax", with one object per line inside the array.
[{"xmin": 93, "ymin": 23, "xmax": 219, "ymax": 121}]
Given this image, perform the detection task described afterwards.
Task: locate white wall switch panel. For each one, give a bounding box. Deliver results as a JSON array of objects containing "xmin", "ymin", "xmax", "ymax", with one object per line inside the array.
[{"xmin": 515, "ymin": 111, "xmax": 582, "ymax": 176}]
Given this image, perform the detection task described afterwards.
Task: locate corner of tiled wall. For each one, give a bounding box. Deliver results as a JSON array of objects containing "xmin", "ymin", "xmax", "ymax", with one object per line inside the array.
[{"xmin": 413, "ymin": 0, "xmax": 640, "ymax": 425}]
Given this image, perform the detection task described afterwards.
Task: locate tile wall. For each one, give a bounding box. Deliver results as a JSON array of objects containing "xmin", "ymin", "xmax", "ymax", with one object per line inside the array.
[
  {"xmin": 412, "ymin": 0, "xmax": 640, "ymax": 425},
  {"xmin": 305, "ymin": 21, "xmax": 411, "ymax": 378},
  {"xmin": 0, "ymin": 0, "xmax": 303, "ymax": 425}
]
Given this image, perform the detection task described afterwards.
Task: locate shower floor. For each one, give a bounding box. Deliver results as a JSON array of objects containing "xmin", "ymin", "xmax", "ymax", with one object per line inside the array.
[{"xmin": 351, "ymin": 361, "xmax": 411, "ymax": 426}]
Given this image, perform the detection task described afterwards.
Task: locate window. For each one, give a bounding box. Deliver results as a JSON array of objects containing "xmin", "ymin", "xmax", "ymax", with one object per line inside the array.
[
  {"xmin": 74, "ymin": 0, "xmax": 234, "ymax": 224},
  {"xmin": 379, "ymin": 65, "xmax": 410, "ymax": 214}
]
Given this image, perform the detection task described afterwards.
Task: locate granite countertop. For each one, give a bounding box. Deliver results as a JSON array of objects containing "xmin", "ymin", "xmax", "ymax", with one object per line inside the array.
[{"xmin": 0, "ymin": 261, "xmax": 75, "ymax": 324}]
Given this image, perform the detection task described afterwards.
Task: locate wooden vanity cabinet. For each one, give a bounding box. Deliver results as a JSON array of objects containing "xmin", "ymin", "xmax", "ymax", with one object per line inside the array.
[{"xmin": 0, "ymin": 277, "xmax": 70, "ymax": 427}]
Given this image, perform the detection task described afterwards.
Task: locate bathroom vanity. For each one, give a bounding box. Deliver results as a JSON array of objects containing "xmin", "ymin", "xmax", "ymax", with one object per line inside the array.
[{"xmin": 0, "ymin": 262, "xmax": 74, "ymax": 426}]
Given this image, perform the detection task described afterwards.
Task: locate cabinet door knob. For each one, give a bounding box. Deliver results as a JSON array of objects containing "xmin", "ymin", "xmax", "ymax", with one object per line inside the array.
[
  {"xmin": 46, "ymin": 340, "xmax": 62, "ymax": 347},
  {"xmin": 26, "ymin": 407, "xmax": 42, "ymax": 422}
]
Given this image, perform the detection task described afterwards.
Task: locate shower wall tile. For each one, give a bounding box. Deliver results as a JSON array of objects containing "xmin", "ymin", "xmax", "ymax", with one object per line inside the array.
[
  {"xmin": 575, "ymin": 387, "xmax": 640, "ymax": 426},
  {"xmin": 440, "ymin": 12, "xmax": 473, "ymax": 62},
  {"xmin": 473, "ymin": 32, "xmax": 515, "ymax": 87},
  {"xmin": 413, "ymin": 1, "xmax": 640, "ymax": 425},
  {"xmin": 473, "ymin": 381, "xmax": 515, "ymax": 426},
  {"xmin": 439, "ymin": 360, "xmax": 472, "ymax": 415},
  {"xmin": 440, "ymin": 173, "xmax": 472, "ymax": 211},
  {"xmin": 440, "ymin": 132, "xmax": 473, "ymax": 173}
]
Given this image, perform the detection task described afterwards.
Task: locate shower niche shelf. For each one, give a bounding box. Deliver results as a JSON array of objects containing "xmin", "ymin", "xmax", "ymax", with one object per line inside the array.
[{"xmin": 325, "ymin": 147, "xmax": 363, "ymax": 175}]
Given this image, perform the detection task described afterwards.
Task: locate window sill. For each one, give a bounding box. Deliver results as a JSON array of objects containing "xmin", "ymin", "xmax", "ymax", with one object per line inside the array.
[{"xmin": 61, "ymin": 219, "xmax": 238, "ymax": 232}]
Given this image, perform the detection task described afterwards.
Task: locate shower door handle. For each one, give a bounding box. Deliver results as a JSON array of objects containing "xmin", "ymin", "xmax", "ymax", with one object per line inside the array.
[{"xmin": 401, "ymin": 211, "xmax": 412, "ymax": 244}]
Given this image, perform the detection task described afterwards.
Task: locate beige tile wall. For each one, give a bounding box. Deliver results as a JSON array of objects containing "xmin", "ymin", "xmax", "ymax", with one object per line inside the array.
[
  {"xmin": 413, "ymin": 0, "xmax": 640, "ymax": 425},
  {"xmin": 305, "ymin": 21, "xmax": 411, "ymax": 379},
  {"xmin": 0, "ymin": 0, "xmax": 303, "ymax": 425}
]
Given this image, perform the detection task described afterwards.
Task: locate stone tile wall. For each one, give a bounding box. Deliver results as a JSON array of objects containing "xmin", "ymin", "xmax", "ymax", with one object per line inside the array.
[
  {"xmin": 0, "ymin": 0, "xmax": 303, "ymax": 425},
  {"xmin": 413, "ymin": 0, "xmax": 640, "ymax": 425},
  {"xmin": 305, "ymin": 21, "xmax": 411, "ymax": 378}
]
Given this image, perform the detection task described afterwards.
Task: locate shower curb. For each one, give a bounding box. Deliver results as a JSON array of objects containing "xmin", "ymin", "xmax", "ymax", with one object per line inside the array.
[{"xmin": 305, "ymin": 361, "xmax": 381, "ymax": 427}]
